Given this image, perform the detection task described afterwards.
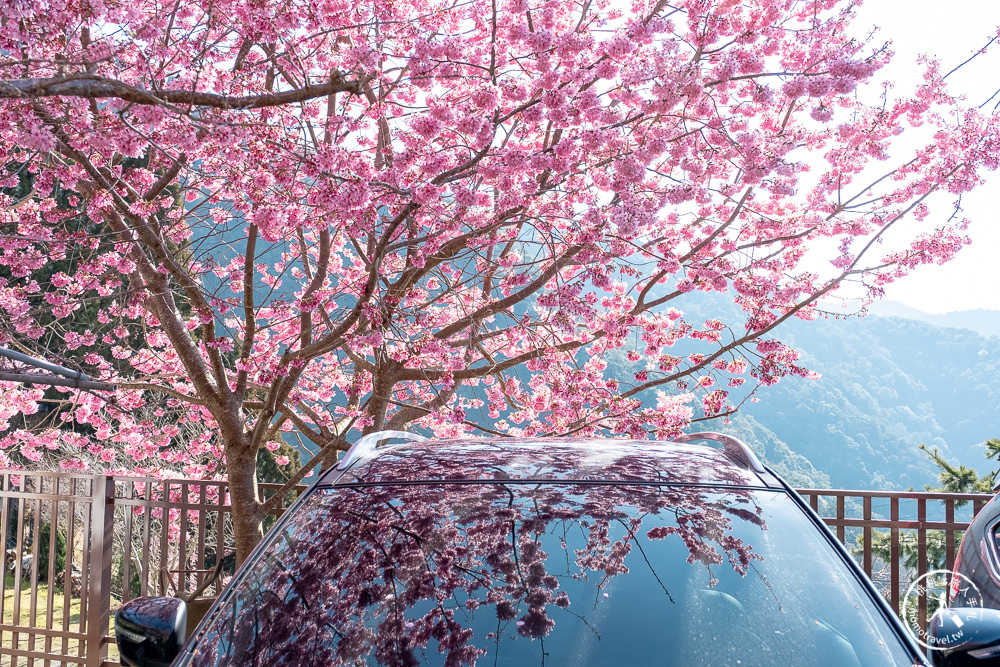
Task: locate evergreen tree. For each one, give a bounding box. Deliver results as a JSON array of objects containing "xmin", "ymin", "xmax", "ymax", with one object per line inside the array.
[{"xmin": 920, "ymin": 441, "xmax": 1000, "ymax": 500}]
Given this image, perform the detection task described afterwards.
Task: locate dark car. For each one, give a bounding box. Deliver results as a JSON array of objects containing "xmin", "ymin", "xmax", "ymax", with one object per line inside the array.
[
  {"xmin": 942, "ymin": 489, "xmax": 1000, "ymax": 666},
  {"xmin": 951, "ymin": 490, "xmax": 1000, "ymax": 611},
  {"xmin": 116, "ymin": 431, "xmax": 998, "ymax": 666}
]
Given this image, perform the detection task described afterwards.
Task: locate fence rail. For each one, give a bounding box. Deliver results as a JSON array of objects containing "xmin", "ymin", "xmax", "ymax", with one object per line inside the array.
[
  {"xmin": 0, "ymin": 473, "xmax": 304, "ymax": 667},
  {"xmin": 0, "ymin": 476, "xmax": 991, "ymax": 666},
  {"xmin": 798, "ymin": 488, "xmax": 992, "ymax": 633},
  {"xmin": 0, "ymin": 472, "xmax": 112, "ymax": 667},
  {"xmin": 112, "ymin": 478, "xmax": 303, "ymax": 607}
]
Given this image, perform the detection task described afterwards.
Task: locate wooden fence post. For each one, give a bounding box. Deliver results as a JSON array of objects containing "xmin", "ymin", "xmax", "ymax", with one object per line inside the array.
[{"xmin": 86, "ymin": 475, "xmax": 114, "ymax": 666}]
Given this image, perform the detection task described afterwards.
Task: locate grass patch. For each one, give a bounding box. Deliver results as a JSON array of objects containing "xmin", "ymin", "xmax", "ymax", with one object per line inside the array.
[
  {"xmin": 2, "ymin": 575, "xmax": 81, "ymax": 626},
  {"xmin": 0, "ymin": 575, "xmax": 121, "ymax": 664}
]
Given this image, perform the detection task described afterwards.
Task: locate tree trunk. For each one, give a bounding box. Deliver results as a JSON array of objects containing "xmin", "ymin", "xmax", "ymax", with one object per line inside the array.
[{"xmin": 225, "ymin": 438, "xmax": 263, "ymax": 566}]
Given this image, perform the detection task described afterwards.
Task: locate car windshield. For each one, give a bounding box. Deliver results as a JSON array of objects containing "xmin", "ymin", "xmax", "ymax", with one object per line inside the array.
[{"xmin": 190, "ymin": 482, "xmax": 913, "ymax": 666}]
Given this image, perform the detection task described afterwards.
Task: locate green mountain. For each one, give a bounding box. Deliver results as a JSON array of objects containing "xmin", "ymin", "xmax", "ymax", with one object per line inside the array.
[
  {"xmin": 737, "ymin": 312, "xmax": 1000, "ymax": 490},
  {"xmin": 614, "ymin": 290, "xmax": 1000, "ymax": 491}
]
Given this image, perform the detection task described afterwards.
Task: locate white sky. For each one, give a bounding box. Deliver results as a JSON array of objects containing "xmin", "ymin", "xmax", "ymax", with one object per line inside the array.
[{"xmin": 853, "ymin": 0, "xmax": 1000, "ymax": 314}]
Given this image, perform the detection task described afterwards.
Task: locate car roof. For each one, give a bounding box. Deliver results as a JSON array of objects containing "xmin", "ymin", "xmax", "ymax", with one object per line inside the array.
[{"xmin": 319, "ymin": 437, "xmax": 779, "ymax": 489}]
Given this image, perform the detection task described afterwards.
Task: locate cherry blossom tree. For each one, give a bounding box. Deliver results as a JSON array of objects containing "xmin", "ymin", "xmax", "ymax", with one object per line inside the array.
[{"xmin": 1, "ymin": 0, "xmax": 998, "ymax": 561}]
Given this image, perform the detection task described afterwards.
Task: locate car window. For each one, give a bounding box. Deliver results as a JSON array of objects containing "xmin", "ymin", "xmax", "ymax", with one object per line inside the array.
[{"xmin": 189, "ymin": 483, "xmax": 913, "ymax": 666}]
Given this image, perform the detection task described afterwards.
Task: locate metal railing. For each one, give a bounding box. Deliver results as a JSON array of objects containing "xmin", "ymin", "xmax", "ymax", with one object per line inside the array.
[
  {"xmin": 0, "ymin": 476, "xmax": 991, "ymax": 666},
  {"xmin": 798, "ymin": 489, "xmax": 992, "ymax": 632},
  {"xmin": 0, "ymin": 471, "xmax": 112, "ymax": 667},
  {"xmin": 111, "ymin": 478, "xmax": 304, "ymax": 606},
  {"xmin": 0, "ymin": 473, "xmax": 305, "ymax": 667}
]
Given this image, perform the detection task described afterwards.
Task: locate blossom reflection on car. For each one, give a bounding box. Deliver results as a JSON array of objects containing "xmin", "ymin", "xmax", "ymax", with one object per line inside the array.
[
  {"xmin": 139, "ymin": 438, "xmax": 924, "ymax": 667},
  {"xmin": 194, "ymin": 481, "xmax": 766, "ymax": 665}
]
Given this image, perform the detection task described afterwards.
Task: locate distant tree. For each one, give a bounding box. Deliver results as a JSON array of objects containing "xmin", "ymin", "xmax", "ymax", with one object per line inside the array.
[
  {"xmin": 2, "ymin": 0, "xmax": 999, "ymax": 562},
  {"xmin": 36, "ymin": 521, "xmax": 67, "ymax": 582},
  {"xmin": 920, "ymin": 440, "xmax": 1000, "ymax": 499},
  {"xmin": 256, "ymin": 440, "xmax": 303, "ymax": 486},
  {"xmin": 859, "ymin": 529, "xmax": 948, "ymax": 573}
]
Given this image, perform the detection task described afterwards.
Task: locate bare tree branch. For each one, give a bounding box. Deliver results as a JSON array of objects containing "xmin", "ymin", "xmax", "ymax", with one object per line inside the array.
[{"xmin": 0, "ymin": 72, "xmax": 364, "ymax": 109}]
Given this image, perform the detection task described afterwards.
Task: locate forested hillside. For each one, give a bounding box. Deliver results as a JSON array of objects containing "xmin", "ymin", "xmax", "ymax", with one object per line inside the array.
[
  {"xmin": 732, "ymin": 311, "xmax": 1000, "ymax": 490},
  {"xmin": 601, "ymin": 292, "xmax": 1000, "ymax": 491}
]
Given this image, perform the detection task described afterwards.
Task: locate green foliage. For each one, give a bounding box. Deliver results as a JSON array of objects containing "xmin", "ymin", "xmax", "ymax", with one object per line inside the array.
[
  {"xmin": 256, "ymin": 439, "xmax": 304, "ymax": 533},
  {"xmin": 724, "ymin": 414, "xmax": 832, "ymax": 488},
  {"xmin": 920, "ymin": 440, "xmax": 1000, "ymax": 502},
  {"xmin": 36, "ymin": 522, "xmax": 66, "ymax": 581},
  {"xmin": 0, "ymin": 158, "xmax": 134, "ymax": 439},
  {"xmin": 854, "ymin": 528, "xmax": 953, "ymax": 574},
  {"xmin": 847, "ymin": 441, "xmax": 998, "ymax": 613},
  {"xmin": 985, "ymin": 438, "xmax": 1000, "ymax": 471},
  {"xmin": 673, "ymin": 292, "xmax": 976, "ymax": 490},
  {"xmin": 852, "ymin": 527, "xmax": 959, "ymax": 617},
  {"xmin": 0, "ymin": 153, "xmax": 185, "ymax": 373},
  {"xmin": 0, "ymin": 157, "xmax": 202, "ymax": 469},
  {"xmin": 256, "ymin": 439, "xmax": 303, "ymax": 484},
  {"xmin": 129, "ymin": 570, "xmax": 141, "ymax": 599},
  {"xmin": 732, "ymin": 305, "xmax": 1000, "ymax": 491}
]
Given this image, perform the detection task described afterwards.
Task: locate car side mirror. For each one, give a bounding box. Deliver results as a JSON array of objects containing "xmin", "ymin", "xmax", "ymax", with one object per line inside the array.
[
  {"xmin": 928, "ymin": 607, "xmax": 1000, "ymax": 666},
  {"xmin": 115, "ymin": 597, "xmax": 187, "ymax": 667}
]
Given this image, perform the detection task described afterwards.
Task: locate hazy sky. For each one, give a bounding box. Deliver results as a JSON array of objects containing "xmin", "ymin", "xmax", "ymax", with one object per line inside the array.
[{"xmin": 854, "ymin": 0, "xmax": 1000, "ymax": 314}]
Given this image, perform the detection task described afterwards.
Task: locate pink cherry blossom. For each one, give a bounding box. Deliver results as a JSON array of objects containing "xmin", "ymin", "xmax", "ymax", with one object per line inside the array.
[{"xmin": 0, "ymin": 0, "xmax": 997, "ymax": 562}]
